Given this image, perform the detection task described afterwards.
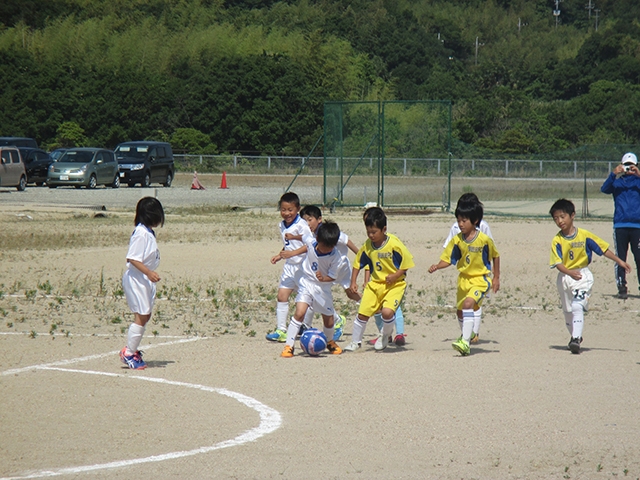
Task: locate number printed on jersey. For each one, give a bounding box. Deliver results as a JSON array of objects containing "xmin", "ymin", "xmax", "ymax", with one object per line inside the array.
[
  {"xmin": 573, "ymin": 289, "xmax": 587, "ymax": 300},
  {"xmin": 311, "ymin": 261, "xmax": 318, "ymax": 271}
]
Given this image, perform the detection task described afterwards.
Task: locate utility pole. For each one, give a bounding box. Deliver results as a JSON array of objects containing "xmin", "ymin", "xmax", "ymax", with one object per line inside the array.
[
  {"xmin": 594, "ymin": 8, "xmax": 601, "ymax": 31},
  {"xmin": 553, "ymin": 0, "xmax": 562, "ymax": 29},
  {"xmin": 474, "ymin": 37, "xmax": 484, "ymax": 66},
  {"xmin": 585, "ymin": 0, "xmax": 594, "ymax": 19}
]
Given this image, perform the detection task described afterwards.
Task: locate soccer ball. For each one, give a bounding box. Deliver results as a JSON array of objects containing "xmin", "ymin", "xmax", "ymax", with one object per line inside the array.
[{"xmin": 299, "ymin": 329, "xmax": 327, "ymax": 356}]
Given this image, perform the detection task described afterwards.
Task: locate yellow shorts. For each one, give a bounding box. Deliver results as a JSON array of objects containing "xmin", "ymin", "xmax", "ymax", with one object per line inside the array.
[
  {"xmin": 456, "ymin": 275, "xmax": 491, "ymax": 310},
  {"xmin": 359, "ymin": 280, "xmax": 406, "ymax": 317}
]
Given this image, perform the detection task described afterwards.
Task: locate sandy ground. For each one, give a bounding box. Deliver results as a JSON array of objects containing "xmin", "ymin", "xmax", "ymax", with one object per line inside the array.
[{"xmin": 1, "ymin": 191, "xmax": 640, "ymax": 479}]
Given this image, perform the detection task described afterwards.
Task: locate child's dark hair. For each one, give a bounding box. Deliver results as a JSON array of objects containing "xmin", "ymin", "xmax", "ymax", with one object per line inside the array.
[
  {"xmin": 455, "ymin": 199, "xmax": 483, "ymax": 226},
  {"xmin": 456, "ymin": 192, "xmax": 481, "ymax": 209},
  {"xmin": 316, "ymin": 220, "xmax": 340, "ymax": 248},
  {"xmin": 279, "ymin": 192, "xmax": 300, "ymax": 208},
  {"xmin": 363, "ymin": 206, "xmax": 387, "ymax": 229},
  {"xmin": 300, "ymin": 205, "xmax": 322, "ymax": 219},
  {"xmin": 135, "ymin": 197, "xmax": 165, "ymax": 227},
  {"xmin": 549, "ymin": 198, "xmax": 575, "ymax": 216}
]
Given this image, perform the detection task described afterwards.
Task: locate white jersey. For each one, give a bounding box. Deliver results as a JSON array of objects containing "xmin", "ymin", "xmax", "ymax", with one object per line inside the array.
[
  {"xmin": 307, "ymin": 229, "xmax": 352, "ymax": 289},
  {"xmin": 122, "ymin": 224, "xmax": 160, "ymax": 315},
  {"xmin": 279, "ymin": 215, "xmax": 312, "ymax": 265},
  {"xmin": 300, "ymin": 234, "xmax": 345, "ymax": 290},
  {"xmin": 443, "ymin": 219, "xmax": 493, "ymax": 248}
]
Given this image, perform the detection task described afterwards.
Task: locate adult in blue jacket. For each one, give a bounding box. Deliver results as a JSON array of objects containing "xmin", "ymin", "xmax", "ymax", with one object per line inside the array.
[{"xmin": 601, "ymin": 152, "xmax": 640, "ymax": 299}]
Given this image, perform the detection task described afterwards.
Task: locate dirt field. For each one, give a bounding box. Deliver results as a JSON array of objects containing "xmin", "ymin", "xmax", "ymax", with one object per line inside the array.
[{"xmin": 1, "ymin": 189, "xmax": 639, "ymax": 479}]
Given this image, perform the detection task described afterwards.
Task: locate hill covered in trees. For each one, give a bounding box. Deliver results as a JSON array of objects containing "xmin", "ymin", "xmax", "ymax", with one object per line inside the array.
[{"xmin": 0, "ymin": 0, "xmax": 639, "ymax": 155}]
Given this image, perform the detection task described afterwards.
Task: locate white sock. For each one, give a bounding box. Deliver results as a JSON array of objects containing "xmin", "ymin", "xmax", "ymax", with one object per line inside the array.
[
  {"xmin": 276, "ymin": 302, "xmax": 289, "ymax": 331},
  {"xmin": 473, "ymin": 307, "xmax": 482, "ymax": 335},
  {"xmin": 462, "ymin": 309, "xmax": 474, "ymax": 342},
  {"xmin": 323, "ymin": 325, "xmax": 334, "ymax": 341},
  {"xmin": 285, "ymin": 317, "xmax": 302, "ymax": 348},
  {"xmin": 381, "ymin": 315, "xmax": 395, "ymax": 338},
  {"xmin": 571, "ymin": 303, "xmax": 584, "ymax": 339},
  {"xmin": 564, "ymin": 312, "xmax": 573, "ymax": 335},
  {"xmin": 127, "ymin": 323, "xmax": 145, "ymax": 354},
  {"xmin": 352, "ymin": 317, "xmax": 367, "ymax": 344},
  {"xmin": 303, "ymin": 307, "xmax": 314, "ymax": 328}
]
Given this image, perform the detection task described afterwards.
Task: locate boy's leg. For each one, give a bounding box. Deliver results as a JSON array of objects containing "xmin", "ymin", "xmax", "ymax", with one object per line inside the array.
[
  {"xmin": 267, "ymin": 287, "xmax": 292, "ymax": 342},
  {"xmin": 281, "ymin": 301, "xmax": 307, "ymax": 357},
  {"xmin": 375, "ymin": 307, "xmax": 396, "ymax": 351},
  {"xmin": 395, "ymin": 306, "xmax": 405, "ymax": 335},
  {"xmin": 303, "ymin": 306, "xmax": 314, "ymax": 329},
  {"xmin": 629, "ymin": 228, "xmax": 640, "ymax": 289},
  {"xmin": 614, "ymin": 228, "xmax": 629, "ymax": 296},
  {"xmin": 121, "ymin": 313, "xmax": 150, "ymax": 369}
]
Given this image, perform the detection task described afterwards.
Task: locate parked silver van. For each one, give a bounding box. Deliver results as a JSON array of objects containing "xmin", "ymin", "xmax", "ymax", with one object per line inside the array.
[{"xmin": 0, "ymin": 147, "xmax": 27, "ymax": 191}]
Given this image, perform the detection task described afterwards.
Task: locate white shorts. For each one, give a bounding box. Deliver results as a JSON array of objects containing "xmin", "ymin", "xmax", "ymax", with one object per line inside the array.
[
  {"xmin": 279, "ymin": 263, "xmax": 303, "ymax": 290},
  {"xmin": 123, "ymin": 269, "xmax": 156, "ymax": 315},
  {"xmin": 295, "ymin": 277, "xmax": 335, "ymax": 317},
  {"xmin": 557, "ymin": 268, "xmax": 594, "ymax": 313}
]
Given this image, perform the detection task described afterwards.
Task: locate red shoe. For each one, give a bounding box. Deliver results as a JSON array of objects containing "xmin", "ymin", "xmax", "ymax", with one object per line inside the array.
[{"xmin": 394, "ymin": 334, "xmax": 406, "ymax": 346}]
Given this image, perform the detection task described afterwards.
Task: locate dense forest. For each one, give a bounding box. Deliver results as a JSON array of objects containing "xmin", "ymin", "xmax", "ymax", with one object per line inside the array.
[{"xmin": 0, "ymin": 0, "xmax": 639, "ymax": 155}]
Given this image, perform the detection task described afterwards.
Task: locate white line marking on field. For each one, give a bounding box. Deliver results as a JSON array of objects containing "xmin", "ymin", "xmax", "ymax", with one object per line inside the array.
[
  {"xmin": 1, "ymin": 345, "xmax": 282, "ymax": 479},
  {"xmin": 0, "ymin": 338, "xmax": 201, "ymax": 376}
]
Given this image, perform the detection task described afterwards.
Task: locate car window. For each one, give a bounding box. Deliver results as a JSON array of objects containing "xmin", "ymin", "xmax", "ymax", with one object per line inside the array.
[
  {"xmin": 1, "ymin": 150, "xmax": 9, "ymax": 164},
  {"xmin": 61, "ymin": 151, "xmax": 94, "ymax": 163},
  {"xmin": 10, "ymin": 151, "xmax": 20, "ymax": 163},
  {"xmin": 105, "ymin": 151, "xmax": 115, "ymax": 163},
  {"xmin": 36, "ymin": 151, "xmax": 49, "ymax": 161},
  {"xmin": 158, "ymin": 147, "xmax": 166, "ymax": 158}
]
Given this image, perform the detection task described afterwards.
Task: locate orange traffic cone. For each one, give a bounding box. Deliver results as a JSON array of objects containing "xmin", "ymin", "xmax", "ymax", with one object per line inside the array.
[
  {"xmin": 219, "ymin": 171, "xmax": 229, "ymax": 189},
  {"xmin": 191, "ymin": 171, "xmax": 206, "ymax": 190}
]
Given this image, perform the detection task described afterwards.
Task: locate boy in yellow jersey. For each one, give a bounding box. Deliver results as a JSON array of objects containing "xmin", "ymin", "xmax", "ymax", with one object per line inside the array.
[
  {"xmin": 429, "ymin": 198, "xmax": 500, "ymax": 356},
  {"xmin": 549, "ymin": 199, "xmax": 630, "ymax": 354},
  {"xmin": 345, "ymin": 207, "xmax": 415, "ymax": 352}
]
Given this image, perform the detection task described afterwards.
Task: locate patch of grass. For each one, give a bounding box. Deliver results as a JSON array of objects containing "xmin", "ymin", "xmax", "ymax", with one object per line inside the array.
[
  {"xmin": 29, "ymin": 330, "xmax": 37, "ymax": 339},
  {"xmin": 38, "ymin": 280, "xmax": 53, "ymax": 295},
  {"xmin": 25, "ymin": 289, "xmax": 37, "ymax": 301}
]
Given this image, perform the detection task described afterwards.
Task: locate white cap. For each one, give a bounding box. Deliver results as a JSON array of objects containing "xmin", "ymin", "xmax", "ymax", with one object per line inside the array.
[{"xmin": 622, "ymin": 152, "xmax": 637, "ymax": 165}]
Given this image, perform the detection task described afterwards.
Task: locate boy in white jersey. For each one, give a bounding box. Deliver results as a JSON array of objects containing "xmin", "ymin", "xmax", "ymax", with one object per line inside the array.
[
  {"xmin": 280, "ymin": 221, "xmax": 345, "ymax": 357},
  {"xmin": 266, "ymin": 192, "xmax": 312, "ymax": 342},
  {"xmin": 549, "ymin": 199, "xmax": 630, "ymax": 354},
  {"xmin": 429, "ymin": 198, "xmax": 500, "ymax": 356},
  {"xmin": 280, "ymin": 205, "xmax": 359, "ymax": 341},
  {"xmin": 442, "ymin": 193, "xmax": 494, "ymax": 344},
  {"xmin": 345, "ymin": 207, "xmax": 415, "ymax": 352}
]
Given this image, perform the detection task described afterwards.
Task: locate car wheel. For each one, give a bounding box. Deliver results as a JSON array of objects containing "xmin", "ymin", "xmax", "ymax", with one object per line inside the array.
[
  {"xmin": 87, "ymin": 175, "xmax": 97, "ymax": 189},
  {"xmin": 142, "ymin": 172, "xmax": 151, "ymax": 188},
  {"xmin": 17, "ymin": 176, "xmax": 27, "ymax": 191},
  {"xmin": 112, "ymin": 175, "xmax": 120, "ymax": 188},
  {"xmin": 163, "ymin": 172, "xmax": 173, "ymax": 187}
]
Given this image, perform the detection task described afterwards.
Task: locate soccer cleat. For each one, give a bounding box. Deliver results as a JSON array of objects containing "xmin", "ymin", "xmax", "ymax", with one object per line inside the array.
[
  {"xmin": 394, "ymin": 334, "xmax": 406, "ymax": 346},
  {"xmin": 121, "ymin": 349, "xmax": 147, "ymax": 370},
  {"xmin": 281, "ymin": 345, "xmax": 295, "ymax": 358},
  {"xmin": 470, "ymin": 332, "xmax": 479, "ymax": 344},
  {"xmin": 374, "ymin": 333, "xmax": 389, "ymax": 351},
  {"xmin": 332, "ymin": 314, "xmax": 346, "ymax": 341},
  {"xmin": 326, "ymin": 339, "xmax": 342, "ymax": 355},
  {"xmin": 452, "ymin": 337, "xmax": 470, "ymax": 356},
  {"xmin": 618, "ymin": 286, "xmax": 628, "ymax": 299},
  {"xmin": 266, "ymin": 329, "xmax": 287, "ymax": 342},
  {"xmin": 344, "ymin": 341, "xmax": 362, "ymax": 352},
  {"xmin": 368, "ymin": 334, "xmax": 382, "ymax": 346},
  {"xmin": 568, "ymin": 337, "xmax": 582, "ymax": 354},
  {"xmin": 297, "ymin": 323, "xmax": 309, "ymax": 338}
]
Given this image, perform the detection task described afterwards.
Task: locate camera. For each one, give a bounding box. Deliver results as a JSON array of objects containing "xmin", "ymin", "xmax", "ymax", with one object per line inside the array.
[{"xmin": 625, "ymin": 165, "xmax": 631, "ymax": 172}]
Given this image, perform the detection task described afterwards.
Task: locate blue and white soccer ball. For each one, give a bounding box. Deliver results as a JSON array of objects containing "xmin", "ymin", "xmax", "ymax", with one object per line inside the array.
[{"xmin": 299, "ymin": 329, "xmax": 327, "ymax": 356}]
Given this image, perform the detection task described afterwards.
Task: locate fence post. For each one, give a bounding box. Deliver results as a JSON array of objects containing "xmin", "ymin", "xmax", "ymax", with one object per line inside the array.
[
  {"xmin": 336, "ymin": 158, "xmax": 339, "ymax": 171},
  {"xmin": 574, "ymin": 161, "xmax": 577, "ymax": 178},
  {"xmin": 472, "ymin": 159, "xmax": 475, "ymax": 171},
  {"xmin": 540, "ymin": 160, "xmax": 543, "ymax": 173},
  {"xmin": 199, "ymin": 155, "xmax": 202, "ymax": 165},
  {"xmin": 505, "ymin": 160, "xmax": 509, "ymax": 176},
  {"xmin": 233, "ymin": 155, "xmax": 237, "ymax": 169},
  {"xmin": 268, "ymin": 156, "xmax": 271, "ymax": 170},
  {"xmin": 608, "ymin": 162, "xmax": 612, "ymax": 173},
  {"xmin": 403, "ymin": 158, "xmax": 407, "ymax": 176},
  {"xmin": 438, "ymin": 159, "xmax": 441, "ymax": 174}
]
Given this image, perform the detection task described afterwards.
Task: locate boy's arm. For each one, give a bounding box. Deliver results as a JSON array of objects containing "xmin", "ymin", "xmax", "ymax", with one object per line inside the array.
[
  {"xmin": 492, "ymin": 256, "xmax": 500, "ymax": 293},
  {"xmin": 385, "ymin": 269, "xmax": 407, "ymax": 285},
  {"xmin": 280, "ymin": 245, "xmax": 308, "ymax": 259},
  {"xmin": 604, "ymin": 249, "xmax": 632, "ymax": 273},
  {"xmin": 553, "ymin": 263, "xmax": 583, "ymax": 280},
  {"xmin": 428, "ymin": 260, "xmax": 451, "ymax": 273},
  {"xmin": 349, "ymin": 266, "xmax": 361, "ymax": 294},
  {"xmin": 285, "ymin": 233, "xmax": 302, "ymax": 241},
  {"xmin": 347, "ymin": 239, "xmax": 359, "ymax": 255}
]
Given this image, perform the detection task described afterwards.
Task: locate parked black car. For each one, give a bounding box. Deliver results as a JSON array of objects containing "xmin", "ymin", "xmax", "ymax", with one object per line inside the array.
[
  {"xmin": 49, "ymin": 148, "xmax": 68, "ymax": 162},
  {"xmin": 0, "ymin": 137, "xmax": 38, "ymax": 148},
  {"xmin": 18, "ymin": 148, "xmax": 53, "ymax": 185},
  {"xmin": 114, "ymin": 141, "xmax": 174, "ymax": 187}
]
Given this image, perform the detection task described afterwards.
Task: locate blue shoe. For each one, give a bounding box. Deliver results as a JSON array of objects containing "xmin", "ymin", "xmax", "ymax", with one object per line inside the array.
[
  {"xmin": 266, "ymin": 329, "xmax": 287, "ymax": 342},
  {"xmin": 121, "ymin": 348, "xmax": 147, "ymax": 369},
  {"xmin": 333, "ymin": 314, "xmax": 346, "ymax": 341},
  {"xmin": 297, "ymin": 323, "xmax": 309, "ymax": 338}
]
